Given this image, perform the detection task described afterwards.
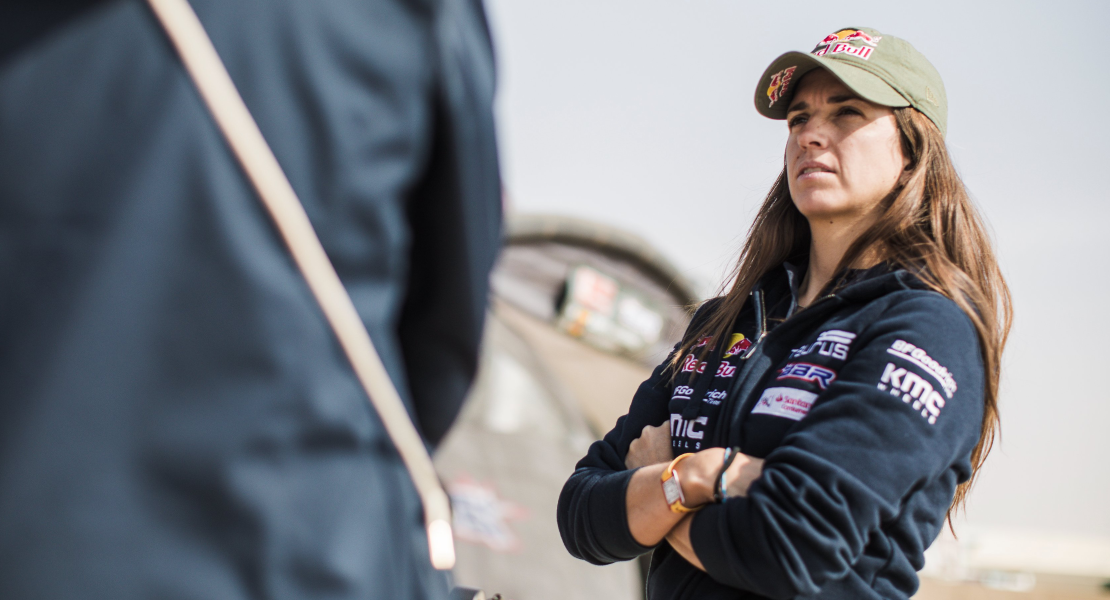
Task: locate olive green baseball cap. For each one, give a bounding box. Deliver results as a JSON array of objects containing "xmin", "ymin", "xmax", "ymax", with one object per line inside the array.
[{"xmin": 754, "ymin": 27, "xmax": 948, "ymax": 136}]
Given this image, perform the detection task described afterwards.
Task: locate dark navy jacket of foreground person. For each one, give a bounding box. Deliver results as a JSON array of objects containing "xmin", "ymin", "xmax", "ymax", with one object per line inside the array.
[
  {"xmin": 558, "ymin": 262, "xmax": 985, "ymax": 600},
  {"xmin": 0, "ymin": 1, "xmax": 499, "ymax": 599}
]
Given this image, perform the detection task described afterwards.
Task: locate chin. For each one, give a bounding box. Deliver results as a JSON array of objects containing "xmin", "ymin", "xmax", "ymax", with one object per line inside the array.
[{"xmin": 791, "ymin": 195, "xmax": 852, "ymax": 220}]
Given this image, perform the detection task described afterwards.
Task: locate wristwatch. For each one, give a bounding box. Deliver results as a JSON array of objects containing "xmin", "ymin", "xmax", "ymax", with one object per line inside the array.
[{"xmin": 661, "ymin": 453, "xmax": 702, "ymax": 514}]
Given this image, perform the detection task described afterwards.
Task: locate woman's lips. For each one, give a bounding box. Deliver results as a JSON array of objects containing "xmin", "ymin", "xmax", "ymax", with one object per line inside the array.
[{"xmin": 795, "ymin": 161, "xmax": 836, "ymax": 181}]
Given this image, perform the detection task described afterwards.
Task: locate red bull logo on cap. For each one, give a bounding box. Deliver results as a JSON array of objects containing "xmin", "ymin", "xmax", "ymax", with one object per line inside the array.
[
  {"xmin": 766, "ymin": 66, "xmax": 797, "ymax": 108},
  {"xmin": 818, "ymin": 28, "xmax": 881, "ymax": 48},
  {"xmin": 812, "ymin": 28, "xmax": 881, "ymax": 60}
]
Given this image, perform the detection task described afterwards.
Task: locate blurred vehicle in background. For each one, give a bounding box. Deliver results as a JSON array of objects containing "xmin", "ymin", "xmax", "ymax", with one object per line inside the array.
[{"xmin": 435, "ymin": 214, "xmax": 697, "ymax": 600}]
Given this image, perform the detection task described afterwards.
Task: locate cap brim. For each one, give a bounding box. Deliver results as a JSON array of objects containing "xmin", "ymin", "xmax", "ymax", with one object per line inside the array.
[{"xmin": 754, "ymin": 51, "xmax": 910, "ymax": 120}]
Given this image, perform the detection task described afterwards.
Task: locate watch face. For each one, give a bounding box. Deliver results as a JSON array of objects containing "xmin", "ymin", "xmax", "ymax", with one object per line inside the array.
[{"xmin": 662, "ymin": 476, "xmax": 682, "ymax": 505}]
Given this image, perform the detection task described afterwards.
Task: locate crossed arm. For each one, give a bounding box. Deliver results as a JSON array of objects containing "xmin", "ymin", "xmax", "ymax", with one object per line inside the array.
[{"xmin": 623, "ymin": 424, "xmax": 765, "ymax": 571}]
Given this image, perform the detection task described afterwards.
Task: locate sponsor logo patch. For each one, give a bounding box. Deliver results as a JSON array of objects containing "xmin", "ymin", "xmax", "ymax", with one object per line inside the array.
[
  {"xmin": 704, "ymin": 389, "xmax": 727, "ymax": 405},
  {"xmin": 812, "ymin": 29, "xmax": 881, "ymax": 60},
  {"xmin": 723, "ymin": 333, "xmax": 752, "ymax": 358},
  {"xmin": 767, "ymin": 66, "xmax": 797, "ymax": 108},
  {"xmin": 681, "ymin": 355, "xmax": 736, "ymax": 378},
  {"xmin": 715, "ymin": 361, "xmax": 737, "ymax": 378},
  {"xmin": 822, "ymin": 43, "xmax": 874, "ymax": 60},
  {"xmin": 671, "ymin": 414, "xmax": 708, "ymax": 449},
  {"xmin": 680, "ymin": 354, "xmax": 707, "ymax": 373},
  {"xmin": 751, "ymin": 387, "xmax": 818, "ymax": 422},
  {"xmin": 789, "ymin": 329, "xmax": 856, "ymax": 361},
  {"xmin": 877, "ymin": 363, "xmax": 946, "ymax": 425},
  {"xmin": 672, "ymin": 385, "xmax": 695, "ymax": 401},
  {"xmin": 819, "ymin": 28, "xmax": 882, "ymax": 48},
  {"xmin": 777, "ymin": 362, "xmax": 837, "ymax": 390},
  {"xmin": 886, "ymin": 340, "xmax": 957, "ymax": 398}
]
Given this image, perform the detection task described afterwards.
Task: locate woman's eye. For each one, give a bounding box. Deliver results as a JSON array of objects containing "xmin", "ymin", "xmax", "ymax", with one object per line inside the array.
[
  {"xmin": 837, "ymin": 106, "xmax": 862, "ymax": 117},
  {"xmin": 788, "ymin": 115, "xmax": 807, "ymax": 128}
]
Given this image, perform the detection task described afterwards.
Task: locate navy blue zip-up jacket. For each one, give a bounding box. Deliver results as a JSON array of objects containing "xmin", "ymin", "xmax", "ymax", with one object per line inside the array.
[{"xmin": 557, "ymin": 262, "xmax": 984, "ymax": 600}]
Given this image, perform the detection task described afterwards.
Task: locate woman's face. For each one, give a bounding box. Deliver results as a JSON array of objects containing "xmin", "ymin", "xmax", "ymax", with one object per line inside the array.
[{"xmin": 785, "ymin": 69, "xmax": 907, "ymax": 223}]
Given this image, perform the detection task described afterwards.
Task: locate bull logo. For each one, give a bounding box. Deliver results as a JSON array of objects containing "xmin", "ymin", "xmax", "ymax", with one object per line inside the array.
[
  {"xmin": 817, "ymin": 29, "xmax": 881, "ymax": 48},
  {"xmin": 723, "ymin": 333, "xmax": 752, "ymax": 357},
  {"xmin": 812, "ymin": 28, "xmax": 881, "ymax": 60},
  {"xmin": 766, "ymin": 66, "xmax": 797, "ymax": 109}
]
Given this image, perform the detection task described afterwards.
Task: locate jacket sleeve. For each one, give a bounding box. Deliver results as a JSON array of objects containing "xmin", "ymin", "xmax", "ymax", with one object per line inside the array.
[
  {"xmin": 555, "ymin": 358, "xmax": 672, "ymax": 564},
  {"xmin": 396, "ymin": 0, "xmax": 502, "ymax": 448},
  {"xmin": 557, "ymin": 299, "xmax": 721, "ymax": 564},
  {"xmin": 688, "ymin": 293, "xmax": 985, "ymax": 598}
]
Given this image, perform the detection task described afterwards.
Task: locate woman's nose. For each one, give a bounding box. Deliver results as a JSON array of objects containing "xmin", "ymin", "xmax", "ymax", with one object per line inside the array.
[{"xmin": 795, "ymin": 119, "xmax": 829, "ymax": 149}]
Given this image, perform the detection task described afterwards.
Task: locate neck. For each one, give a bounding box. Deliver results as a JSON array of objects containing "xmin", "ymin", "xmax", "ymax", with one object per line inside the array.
[{"xmin": 799, "ymin": 215, "xmax": 879, "ymax": 306}]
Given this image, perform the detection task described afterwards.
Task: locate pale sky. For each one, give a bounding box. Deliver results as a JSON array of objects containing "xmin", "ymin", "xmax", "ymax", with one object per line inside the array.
[{"xmin": 484, "ymin": 0, "xmax": 1110, "ymax": 539}]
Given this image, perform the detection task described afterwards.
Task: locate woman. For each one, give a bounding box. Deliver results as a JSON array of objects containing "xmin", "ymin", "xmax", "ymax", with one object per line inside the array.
[{"xmin": 557, "ymin": 27, "xmax": 1011, "ymax": 600}]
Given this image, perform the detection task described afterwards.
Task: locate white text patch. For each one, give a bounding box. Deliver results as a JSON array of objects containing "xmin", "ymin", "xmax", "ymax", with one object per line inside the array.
[{"xmin": 751, "ymin": 387, "xmax": 818, "ymax": 422}]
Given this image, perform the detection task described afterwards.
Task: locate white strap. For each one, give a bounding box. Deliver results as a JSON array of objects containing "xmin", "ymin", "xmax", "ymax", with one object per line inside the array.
[{"xmin": 145, "ymin": 0, "xmax": 455, "ymax": 570}]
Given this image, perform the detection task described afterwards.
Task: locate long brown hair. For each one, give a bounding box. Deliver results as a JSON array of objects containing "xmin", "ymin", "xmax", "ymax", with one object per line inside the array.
[{"xmin": 675, "ymin": 107, "xmax": 1012, "ymax": 523}]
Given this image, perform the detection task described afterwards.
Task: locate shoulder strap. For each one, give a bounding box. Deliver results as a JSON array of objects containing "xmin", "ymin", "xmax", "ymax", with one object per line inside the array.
[{"xmin": 144, "ymin": 0, "xmax": 455, "ymax": 570}]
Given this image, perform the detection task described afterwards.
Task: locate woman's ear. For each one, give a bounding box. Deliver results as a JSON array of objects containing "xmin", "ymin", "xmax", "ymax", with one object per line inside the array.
[{"xmin": 896, "ymin": 160, "xmax": 915, "ymax": 188}]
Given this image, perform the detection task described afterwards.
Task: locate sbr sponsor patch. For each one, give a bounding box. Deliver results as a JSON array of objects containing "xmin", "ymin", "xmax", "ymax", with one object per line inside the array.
[
  {"xmin": 777, "ymin": 362, "xmax": 837, "ymax": 390},
  {"xmin": 751, "ymin": 387, "xmax": 818, "ymax": 422}
]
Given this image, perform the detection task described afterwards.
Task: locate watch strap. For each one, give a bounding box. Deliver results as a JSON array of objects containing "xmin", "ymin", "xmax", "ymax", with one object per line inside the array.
[{"xmin": 661, "ymin": 453, "xmax": 702, "ymax": 514}]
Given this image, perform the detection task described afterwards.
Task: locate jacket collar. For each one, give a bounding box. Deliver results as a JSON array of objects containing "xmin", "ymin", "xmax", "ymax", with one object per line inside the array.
[{"xmin": 757, "ymin": 259, "xmax": 924, "ymax": 309}]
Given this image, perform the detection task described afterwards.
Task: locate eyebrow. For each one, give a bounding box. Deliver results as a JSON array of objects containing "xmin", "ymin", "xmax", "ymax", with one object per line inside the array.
[{"xmin": 786, "ymin": 94, "xmax": 861, "ymax": 114}]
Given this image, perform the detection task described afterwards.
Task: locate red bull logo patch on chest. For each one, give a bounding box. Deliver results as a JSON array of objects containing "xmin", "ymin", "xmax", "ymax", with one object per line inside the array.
[{"xmin": 723, "ymin": 333, "xmax": 752, "ymax": 358}]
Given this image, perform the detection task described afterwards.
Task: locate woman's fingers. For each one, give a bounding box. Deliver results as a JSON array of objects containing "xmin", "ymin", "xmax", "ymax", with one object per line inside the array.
[{"xmin": 625, "ymin": 423, "xmax": 673, "ymax": 470}]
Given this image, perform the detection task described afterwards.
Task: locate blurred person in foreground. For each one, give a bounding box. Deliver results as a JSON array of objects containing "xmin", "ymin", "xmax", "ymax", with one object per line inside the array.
[
  {"xmin": 0, "ymin": 1, "xmax": 500, "ymax": 598},
  {"xmin": 558, "ymin": 27, "xmax": 1011, "ymax": 599}
]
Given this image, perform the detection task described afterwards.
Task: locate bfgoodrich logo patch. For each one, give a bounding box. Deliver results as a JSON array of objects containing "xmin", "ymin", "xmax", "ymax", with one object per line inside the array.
[
  {"xmin": 751, "ymin": 387, "xmax": 818, "ymax": 422},
  {"xmin": 886, "ymin": 340, "xmax": 957, "ymax": 398}
]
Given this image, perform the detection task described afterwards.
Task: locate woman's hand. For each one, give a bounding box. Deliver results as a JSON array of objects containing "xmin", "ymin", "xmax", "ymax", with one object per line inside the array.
[
  {"xmin": 625, "ymin": 423, "xmax": 674, "ymax": 470},
  {"xmin": 624, "ymin": 441, "xmax": 767, "ymax": 548},
  {"xmin": 665, "ymin": 516, "xmax": 705, "ymax": 571},
  {"xmin": 724, "ymin": 454, "xmax": 765, "ymax": 499},
  {"xmin": 661, "ymin": 452, "xmax": 766, "ymax": 572}
]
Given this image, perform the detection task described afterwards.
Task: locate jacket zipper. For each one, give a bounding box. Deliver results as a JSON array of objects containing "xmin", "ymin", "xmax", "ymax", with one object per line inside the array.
[
  {"xmin": 740, "ymin": 289, "xmax": 768, "ymax": 361},
  {"xmin": 724, "ymin": 292, "xmax": 839, "ymax": 445}
]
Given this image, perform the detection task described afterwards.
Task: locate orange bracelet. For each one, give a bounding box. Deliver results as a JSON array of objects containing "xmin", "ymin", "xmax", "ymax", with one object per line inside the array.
[{"xmin": 661, "ymin": 453, "xmax": 703, "ymax": 514}]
